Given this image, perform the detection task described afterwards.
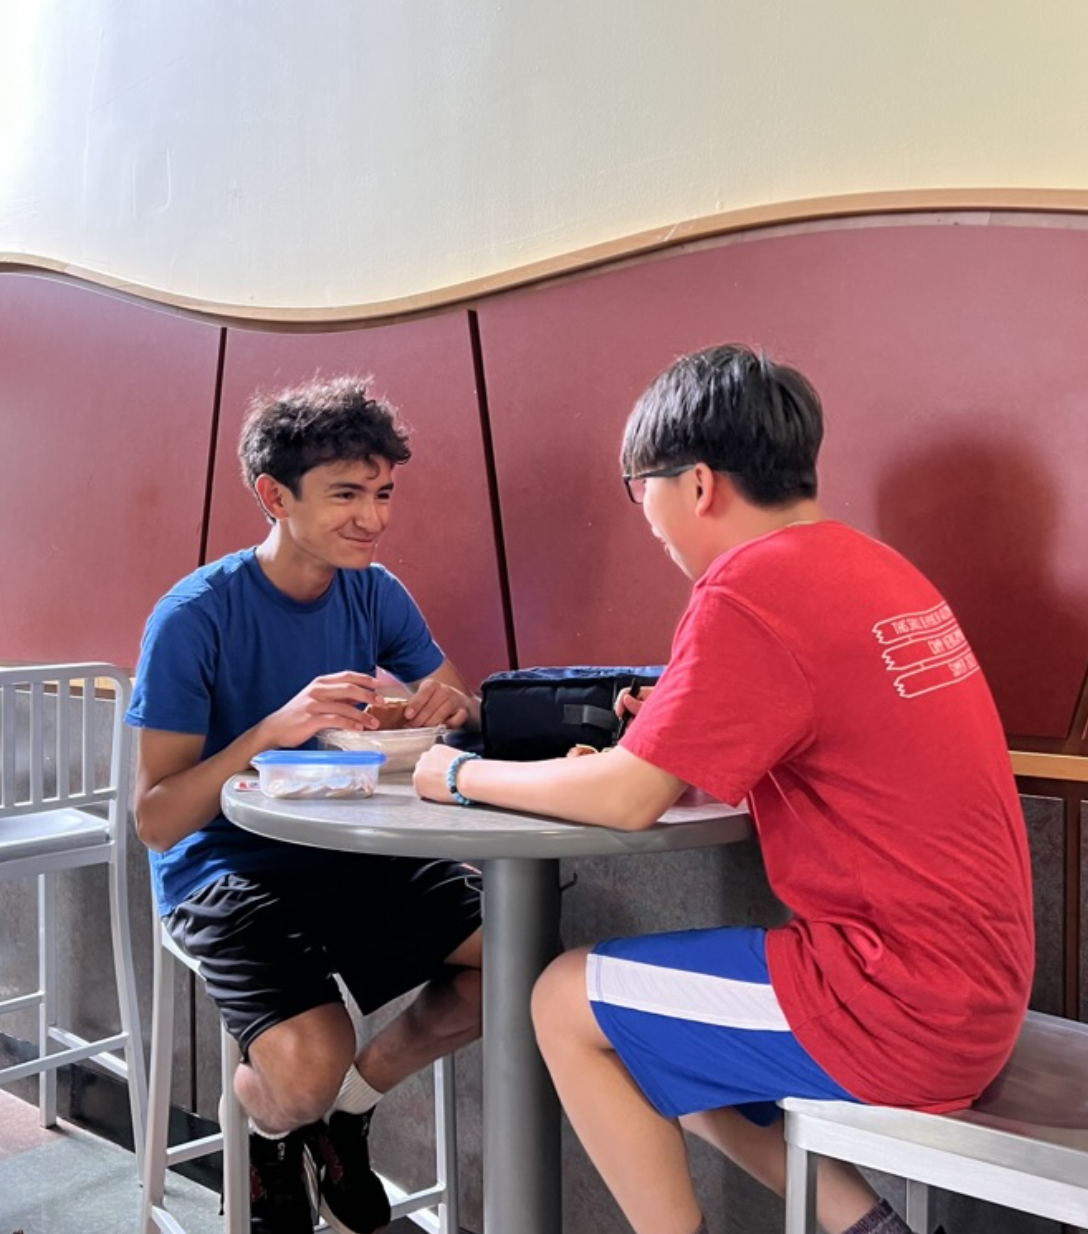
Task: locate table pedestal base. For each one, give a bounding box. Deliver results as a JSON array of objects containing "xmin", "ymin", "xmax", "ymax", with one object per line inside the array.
[{"xmin": 482, "ymin": 856, "xmax": 563, "ymax": 1234}]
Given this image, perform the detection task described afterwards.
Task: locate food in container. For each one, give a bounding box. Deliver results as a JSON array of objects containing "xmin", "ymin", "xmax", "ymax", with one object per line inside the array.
[
  {"xmin": 365, "ymin": 697, "xmax": 411, "ymax": 729},
  {"xmin": 251, "ymin": 749, "xmax": 386, "ymax": 799},
  {"xmin": 317, "ymin": 725, "xmax": 446, "ymax": 775}
]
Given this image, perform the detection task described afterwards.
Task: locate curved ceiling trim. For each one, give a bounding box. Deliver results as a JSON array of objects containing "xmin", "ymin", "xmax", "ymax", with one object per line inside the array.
[{"xmin": 3, "ymin": 187, "xmax": 1088, "ymax": 330}]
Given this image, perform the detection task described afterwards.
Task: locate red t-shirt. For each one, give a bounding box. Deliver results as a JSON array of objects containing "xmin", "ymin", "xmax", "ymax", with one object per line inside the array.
[{"xmin": 623, "ymin": 521, "xmax": 1034, "ymax": 1111}]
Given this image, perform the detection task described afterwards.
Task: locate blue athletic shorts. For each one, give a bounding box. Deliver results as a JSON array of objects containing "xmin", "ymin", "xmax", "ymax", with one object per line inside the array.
[{"xmin": 587, "ymin": 926, "xmax": 860, "ymax": 1126}]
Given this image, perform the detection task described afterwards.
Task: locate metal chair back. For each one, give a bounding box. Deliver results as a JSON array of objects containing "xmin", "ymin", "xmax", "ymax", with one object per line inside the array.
[{"xmin": 0, "ymin": 663, "xmax": 147, "ymax": 1174}]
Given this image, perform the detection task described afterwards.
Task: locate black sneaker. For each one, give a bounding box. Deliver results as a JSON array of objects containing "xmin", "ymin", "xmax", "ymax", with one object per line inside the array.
[
  {"xmin": 249, "ymin": 1127, "xmax": 317, "ymax": 1234},
  {"xmin": 310, "ymin": 1109, "xmax": 392, "ymax": 1234}
]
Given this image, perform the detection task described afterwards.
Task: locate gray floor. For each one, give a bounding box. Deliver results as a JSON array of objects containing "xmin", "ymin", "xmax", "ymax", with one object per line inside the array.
[
  {"xmin": 0, "ymin": 1089, "xmax": 428, "ymax": 1234},
  {"xmin": 0, "ymin": 1090, "xmax": 219, "ymax": 1234}
]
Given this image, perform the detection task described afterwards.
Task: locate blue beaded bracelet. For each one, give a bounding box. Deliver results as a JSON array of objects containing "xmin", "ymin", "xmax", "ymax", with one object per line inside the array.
[{"xmin": 446, "ymin": 751, "xmax": 481, "ymax": 807}]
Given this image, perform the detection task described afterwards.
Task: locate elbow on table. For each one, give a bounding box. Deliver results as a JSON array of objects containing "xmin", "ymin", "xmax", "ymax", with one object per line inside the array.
[
  {"xmin": 609, "ymin": 811, "xmax": 660, "ymax": 832},
  {"xmin": 596, "ymin": 795, "xmax": 669, "ymax": 832}
]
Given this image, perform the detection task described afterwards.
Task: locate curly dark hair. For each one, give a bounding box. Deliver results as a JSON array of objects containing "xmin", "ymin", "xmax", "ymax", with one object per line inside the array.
[
  {"xmin": 238, "ymin": 375, "xmax": 412, "ymax": 500},
  {"xmin": 621, "ymin": 344, "xmax": 823, "ymax": 507}
]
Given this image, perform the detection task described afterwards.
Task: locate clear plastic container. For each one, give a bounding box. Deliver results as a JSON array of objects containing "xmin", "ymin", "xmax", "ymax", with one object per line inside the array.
[
  {"xmin": 251, "ymin": 749, "xmax": 386, "ymax": 799},
  {"xmin": 317, "ymin": 726, "xmax": 446, "ymax": 775}
]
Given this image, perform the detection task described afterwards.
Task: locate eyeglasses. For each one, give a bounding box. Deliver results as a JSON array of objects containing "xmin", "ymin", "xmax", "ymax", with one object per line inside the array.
[{"xmin": 622, "ymin": 464, "xmax": 694, "ymax": 504}]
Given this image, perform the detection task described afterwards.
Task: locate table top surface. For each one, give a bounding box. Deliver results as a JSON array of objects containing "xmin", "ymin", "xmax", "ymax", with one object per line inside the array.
[{"xmin": 222, "ymin": 774, "xmax": 751, "ymax": 860}]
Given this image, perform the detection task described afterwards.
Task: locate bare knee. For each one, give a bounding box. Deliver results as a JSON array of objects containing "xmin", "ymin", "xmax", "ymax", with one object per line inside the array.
[
  {"xmin": 242, "ymin": 1006, "xmax": 355, "ymax": 1127},
  {"xmin": 532, "ymin": 948, "xmax": 595, "ymax": 1052}
]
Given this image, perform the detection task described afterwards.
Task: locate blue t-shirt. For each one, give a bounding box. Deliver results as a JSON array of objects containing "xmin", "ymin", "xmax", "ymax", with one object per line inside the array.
[{"xmin": 126, "ymin": 550, "xmax": 445, "ymax": 915}]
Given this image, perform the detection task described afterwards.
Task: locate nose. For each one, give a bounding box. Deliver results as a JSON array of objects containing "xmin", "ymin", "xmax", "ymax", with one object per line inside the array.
[{"xmin": 353, "ymin": 498, "xmax": 384, "ymax": 533}]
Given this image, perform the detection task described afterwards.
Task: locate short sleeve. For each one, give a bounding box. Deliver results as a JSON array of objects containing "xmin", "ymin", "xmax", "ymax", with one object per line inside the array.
[
  {"xmin": 370, "ymin": 569, "xmax": 446, "ymax": 684},
  {"xmin": 125, "ymin": 597, "xmax": 219, "ymax": 736},
  {"xmin": 622, "ymin": 586, "xmax": 815, "ymax": 806}
]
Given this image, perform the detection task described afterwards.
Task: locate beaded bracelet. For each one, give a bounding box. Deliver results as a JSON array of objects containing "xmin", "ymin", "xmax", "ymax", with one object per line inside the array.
[{"xmin": 446, "ymin": 751, "xmax": 482, "ymax": 807}]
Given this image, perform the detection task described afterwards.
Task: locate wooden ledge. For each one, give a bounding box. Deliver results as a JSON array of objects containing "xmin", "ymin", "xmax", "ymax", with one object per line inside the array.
[{"xmin": 1010, "ymin": 750, "xmax": 1088, "ymax": 785}]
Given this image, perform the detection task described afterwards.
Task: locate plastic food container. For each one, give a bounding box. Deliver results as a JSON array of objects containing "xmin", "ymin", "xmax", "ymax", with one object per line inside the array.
[
  {"xmin": 317, "ymin": 725, "xmax": 446, "ymax": 775},
  {"xmin": 251, "ymin": 750, "xmax": 386, "ymax": 799}
]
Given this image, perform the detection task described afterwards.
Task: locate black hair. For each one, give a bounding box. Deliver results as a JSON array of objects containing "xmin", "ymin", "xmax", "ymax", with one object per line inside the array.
[
  {"xmin": 238, "ymin": 375, "xmax": 411, "ymax": 501},
  {"xmin": 621, "ymin": 344, "xmax": 823, "ymax": 506}
]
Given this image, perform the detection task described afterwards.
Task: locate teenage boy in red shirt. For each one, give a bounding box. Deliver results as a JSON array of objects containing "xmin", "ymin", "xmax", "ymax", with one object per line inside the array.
[{"xmin": 415, "ymin": 344, "xmax": 1034, "ymax": 1234}]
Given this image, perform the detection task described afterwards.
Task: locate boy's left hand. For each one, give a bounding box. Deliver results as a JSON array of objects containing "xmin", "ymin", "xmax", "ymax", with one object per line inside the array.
[
  {"xmin": 405, "ymin": 678, "xmax": 472, "ymax": 729},
  {"xmin": 414, "ymin": 742, "xmax": 460, "ymax": 802}
]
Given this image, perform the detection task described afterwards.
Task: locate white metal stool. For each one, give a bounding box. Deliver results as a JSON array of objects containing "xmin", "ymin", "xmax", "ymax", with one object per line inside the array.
[
  {"xmin": 141, "ymin": 920, "xmax": 460, "ymax": 1233},
  {"xmin": 782, "ymin": 1010, "xmax": 1088, "ymax": 1232},
  {"xmin": 0, "ymin": 664, "xmax": 147, "ymax": 1175}
]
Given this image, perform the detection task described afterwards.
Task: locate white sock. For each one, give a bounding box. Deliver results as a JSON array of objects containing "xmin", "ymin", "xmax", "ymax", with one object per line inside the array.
[
  {"xmin": 248, "ymin": 1119, "xmax": 289, "ymax": 1140},
  {"xmin": 329, "ymin": 1064, "xmax": 384, "ymax": 1117}
]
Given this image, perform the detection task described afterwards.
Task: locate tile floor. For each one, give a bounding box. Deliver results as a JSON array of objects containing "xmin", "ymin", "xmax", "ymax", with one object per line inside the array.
[
  {"xmin": 0, "ymin": 1088, "xmax": 426, "ymax": 1234},
  {"xmin": 0, "ymin": 1087, "xmax": 220, "ymax": 1234}
]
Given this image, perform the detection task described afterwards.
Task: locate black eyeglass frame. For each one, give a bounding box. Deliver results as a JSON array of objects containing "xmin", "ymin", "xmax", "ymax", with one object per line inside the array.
[{"xmin": 622, "ymin": 463, "xmax": 695, "ymax": 504}]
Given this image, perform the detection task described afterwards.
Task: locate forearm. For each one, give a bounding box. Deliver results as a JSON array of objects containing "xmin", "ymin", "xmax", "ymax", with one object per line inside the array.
[
  {"xmin": 135, "ymin": 723, "xmax": 273, "ymax": 852},
  {"xmin": 453, "ymin": 749, "xmax": 683, "ymax": 831}
]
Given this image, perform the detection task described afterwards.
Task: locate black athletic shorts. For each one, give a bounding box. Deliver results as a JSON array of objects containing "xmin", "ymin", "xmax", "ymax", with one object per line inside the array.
[{"xmin": 165, "ymin": 856, "xmax": 482, "ymax": 1054}]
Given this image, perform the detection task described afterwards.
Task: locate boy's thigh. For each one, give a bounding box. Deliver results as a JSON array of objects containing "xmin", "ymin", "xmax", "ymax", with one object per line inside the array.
[
  {"xmin": 167, "ymin": 859, "xmax": 481, "ymax": 1051},
  {"xmin": 166, "ymin": 870, "xmax": 343, "ymax": 1054},
  {"xmin": 325, "ymin": 855, "xmax": 482, "ymax": 1013},
  {"xmin": 587, "ymin": 926, "xmax": 857, "ymax": 1124}
]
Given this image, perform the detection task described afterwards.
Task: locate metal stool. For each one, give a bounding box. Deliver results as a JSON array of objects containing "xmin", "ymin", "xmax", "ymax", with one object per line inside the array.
[
  {"xmin": 141, "ymin": 920, "xmax": 460, "ymax": 1233},
  {"xmin": 0, "ymin": 664, "xmax": 147, "ymax": 1176},
  {"xmin": 782, "ymin": 1010, "xmax": 1088, "ymax": 1232}
]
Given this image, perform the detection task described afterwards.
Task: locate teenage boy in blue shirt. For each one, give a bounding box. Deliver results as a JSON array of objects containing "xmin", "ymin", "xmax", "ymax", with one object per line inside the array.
[{"xmin": 129, "ymin": 376, "xmax": 484, "ymax": 1234}]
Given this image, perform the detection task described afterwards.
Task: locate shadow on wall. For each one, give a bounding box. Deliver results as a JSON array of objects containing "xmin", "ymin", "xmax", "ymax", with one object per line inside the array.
[{"xmin": 874, "ymin": 435, "xmax": 1088, "ymax": 743}]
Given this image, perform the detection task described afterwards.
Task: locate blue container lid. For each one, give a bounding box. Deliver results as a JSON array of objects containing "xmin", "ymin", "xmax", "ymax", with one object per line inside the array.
[{"xmin": 252, "ymin": 750, "xmax": 386, "ymax": 766}]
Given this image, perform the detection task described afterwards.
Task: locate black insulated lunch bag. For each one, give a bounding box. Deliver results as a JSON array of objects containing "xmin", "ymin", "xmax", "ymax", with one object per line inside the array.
[{"xmin": 480, "ymin": 666, "xmax": 664, "ymax": 761}]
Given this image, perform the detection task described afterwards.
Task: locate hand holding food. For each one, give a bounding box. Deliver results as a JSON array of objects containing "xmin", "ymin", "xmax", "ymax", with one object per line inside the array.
[
  {"xmin": 401, "ymin": 678, "xmax": 473, "ymax": 729},
  {"xmin": 259, "ymin": 670, "xmax": 383, "ymax": 749}
]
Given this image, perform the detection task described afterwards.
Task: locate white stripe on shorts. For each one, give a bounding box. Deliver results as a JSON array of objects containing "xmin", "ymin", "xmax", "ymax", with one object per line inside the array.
[{"xmin": 586, "ymin": 953, "xmax": 791, "ymax": 1031}]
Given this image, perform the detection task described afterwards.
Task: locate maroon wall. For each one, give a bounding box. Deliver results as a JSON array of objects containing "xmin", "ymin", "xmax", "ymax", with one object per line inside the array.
[
  {"xmin": 204, "ymin": 316, "xmax": 510, "ymax": 688},
  {"xmin": 0, "ymin": 274, "xmax": 221, "ymax": 669},
  {"xmin": 3, "ymin": 220, "xmax": 1087, "ymax": 744},
  {"xmin": 476, "ymin": 224, "xmax": 1088, "ymax": 741}
]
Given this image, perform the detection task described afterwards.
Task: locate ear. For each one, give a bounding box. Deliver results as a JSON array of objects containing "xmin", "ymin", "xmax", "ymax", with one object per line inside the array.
[
  {"xmin": 254, "ymin": 473, "xmax": 290, "ymax": 522},
  {"xmin": 691, "ymin": 463, "xmax": 721, "ymax": 517}
]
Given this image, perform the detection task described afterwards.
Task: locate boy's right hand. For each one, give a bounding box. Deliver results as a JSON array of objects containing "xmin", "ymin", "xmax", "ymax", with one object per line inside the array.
[
  {"xmin": 615, "ymin": 684, "xmax": 653, "ymax": 720},
  {"xmin": 135, "ymin": 672, "xmax": 382, "ymax": 853},
  {"xmin": 259, "ymin": 671, "xmax": 384, "ymax": 749}
]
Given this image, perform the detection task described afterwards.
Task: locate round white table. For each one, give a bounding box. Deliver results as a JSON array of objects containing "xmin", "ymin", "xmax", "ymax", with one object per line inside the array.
[{"xmin": 222, "ymin": 774, "xmax": 751, "ymax": 1234}]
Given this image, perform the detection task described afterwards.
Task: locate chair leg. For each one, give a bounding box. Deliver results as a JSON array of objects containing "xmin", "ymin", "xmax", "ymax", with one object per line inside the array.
[
  {"xmin": 905, "ymin": 1179, "xmax": 930, "ymax": 1233},
  {"xmin": 108, "ymin": 836, "xmax": 149, "ymax": 1179},
  {"xmin": 433, "ymin": 1056, "xmax": 459, "ymax": 1234},
  {"xmin": 784, "ymin": 1131, "xmax": 818, "ymax": 1234},
  {"xmin": 141, "ymin": 928, "xmax": 176, "ymax": 1234},
  {"xmin": 38, "ymin": 871, "xmax": 58, "ymax": 1128},
  {"xmin": 221, "ymin": 1027, "xmax": 251, "ymax": 1234}
]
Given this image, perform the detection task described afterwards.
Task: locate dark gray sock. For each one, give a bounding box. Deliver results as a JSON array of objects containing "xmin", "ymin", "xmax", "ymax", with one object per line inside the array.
[{"xmin": 843, "ymin": 1198, "xmax": 913, "ymax": 1234}]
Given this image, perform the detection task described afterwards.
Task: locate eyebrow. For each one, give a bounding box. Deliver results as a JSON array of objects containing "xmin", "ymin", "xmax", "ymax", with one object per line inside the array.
[{"xmin": 324, "ymin": 480, "xmax": 395, "ymax": 494}]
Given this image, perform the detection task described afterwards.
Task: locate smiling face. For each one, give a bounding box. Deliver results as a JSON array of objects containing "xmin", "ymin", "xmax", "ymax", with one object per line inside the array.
[{"xmin": 275, "ymin": 456, "xmax": 395, "ymax": 573}]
